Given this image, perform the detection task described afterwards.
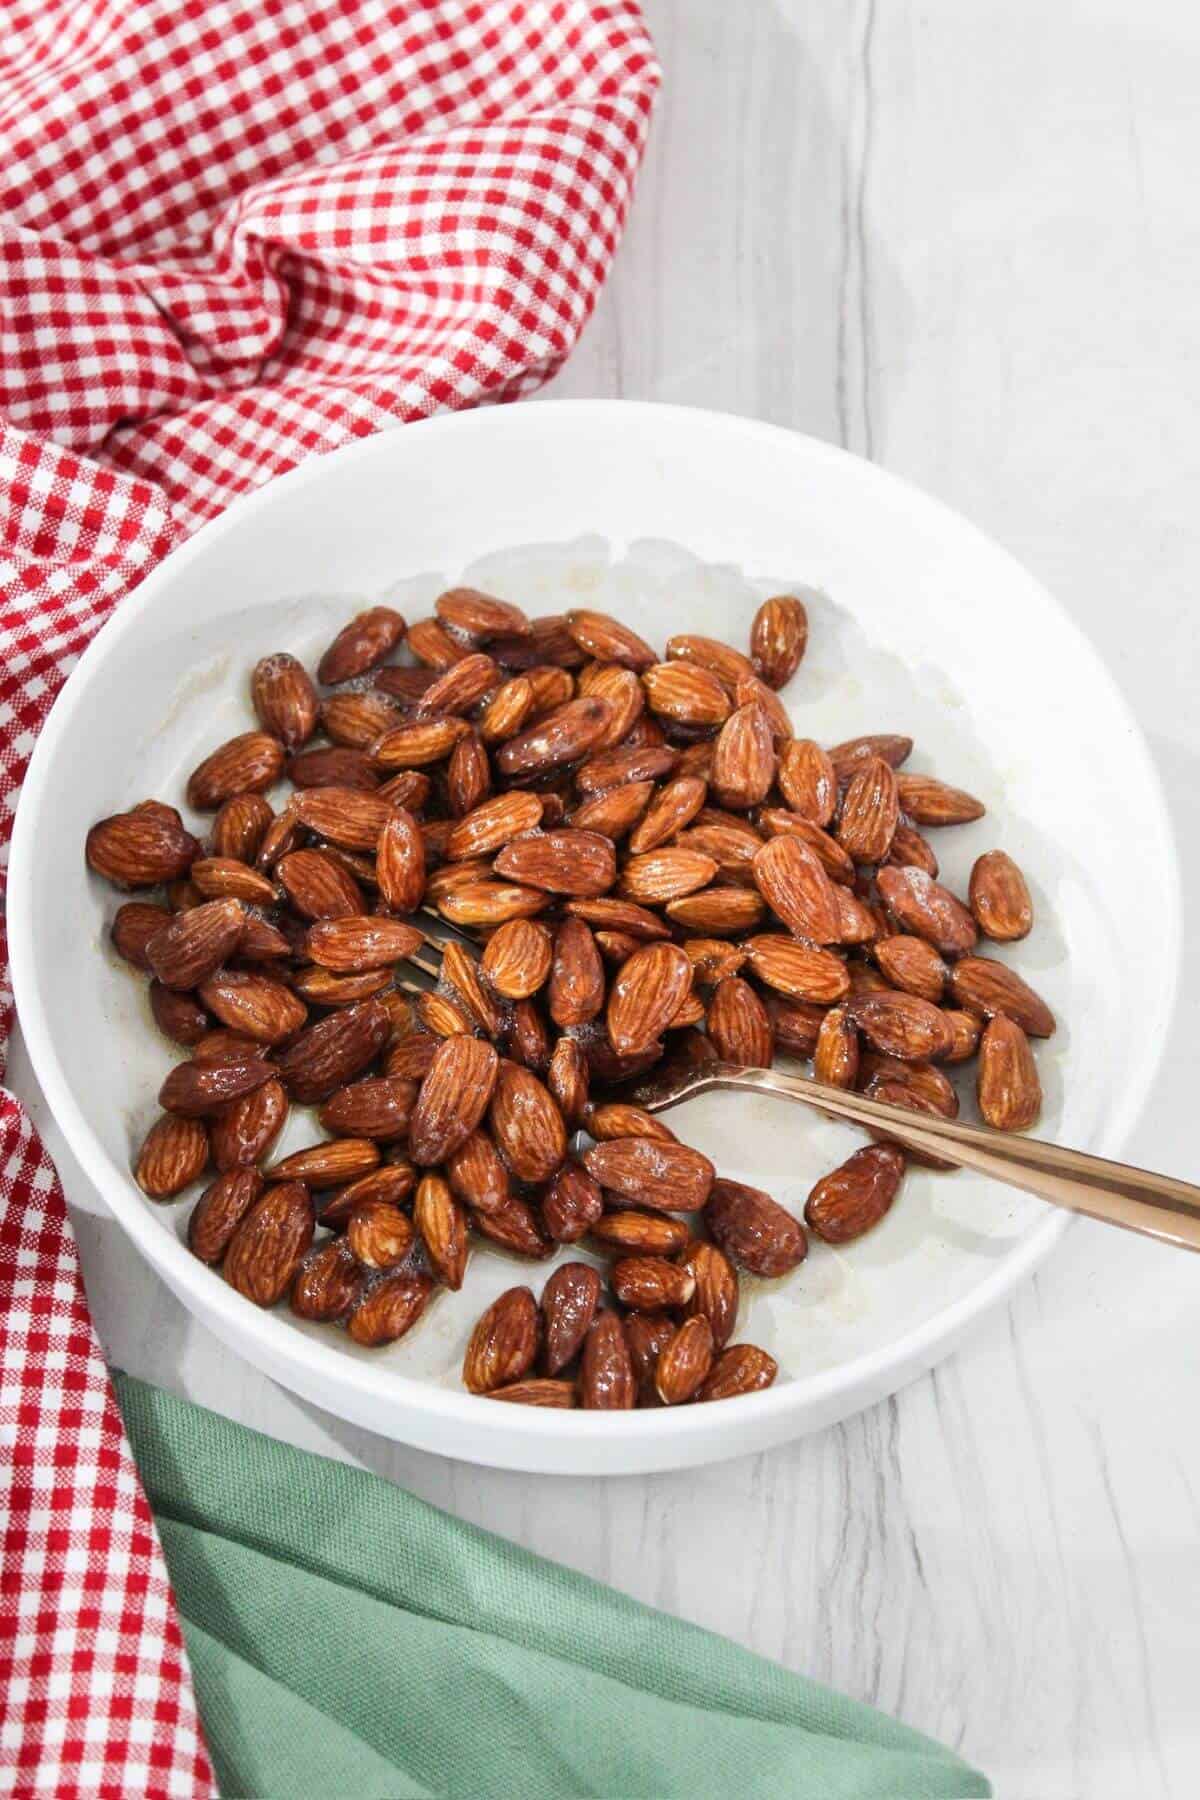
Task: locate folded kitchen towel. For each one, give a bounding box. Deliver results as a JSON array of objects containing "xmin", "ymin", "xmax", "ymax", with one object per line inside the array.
[{"xmin": 115, "ymin": 1374, "xmax": 991, "ymax": 1800}]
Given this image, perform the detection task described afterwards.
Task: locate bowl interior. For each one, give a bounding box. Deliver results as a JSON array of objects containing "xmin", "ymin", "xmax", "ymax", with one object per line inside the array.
[{"xmin": 10, "ymin": 403, "xmax": 1177, "ymax": 1457}]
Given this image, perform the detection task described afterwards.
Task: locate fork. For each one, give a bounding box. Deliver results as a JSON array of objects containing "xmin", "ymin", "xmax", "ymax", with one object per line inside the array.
[{"xmin": 410, "ymin": 911, "xmax": 1200, "ymax": 1253}]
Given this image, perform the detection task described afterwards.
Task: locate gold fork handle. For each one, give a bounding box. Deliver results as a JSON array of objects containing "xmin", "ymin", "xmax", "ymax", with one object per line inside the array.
[{"xmin": 704, "ymin": 1064, "xmax": 1200, "ymax": 1253}]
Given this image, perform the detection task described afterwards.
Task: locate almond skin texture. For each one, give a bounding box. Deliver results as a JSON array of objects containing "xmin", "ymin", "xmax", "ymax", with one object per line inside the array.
[
  {"xmin": 447, "ymin": 792, "xmax": 544, "ymax": 861},
  {"xmin": 287, "ymin": 746, "xmax": 379, "ymax": 792},
  {"xmin": 187, "ymin": 732, "xmax": 285, "ymax": 811},
  {"xmin": 767, "ymin": 996, "xmax": 827, "ymax": 1057},
  {"xmin": 276, "ymin": 998, "xmax": 391, "ymax": 1103},
  {"xmin": 837, "ymin": 755, "xmax": 900, "ymax": 863},
  {"xmin": 752, "ymin": 834, "xmax": 842, "ymax": 943},
  {"xmin": 135, "ymin": 1114, "xmax": 209, "ymax": 1198},
  {"xmin": 289, "ymin": 1239, "xmax": 365, "ymax": 1323},
  {"xmin": 875, "ymin": 865, "xmax": 978, "ymax": 957},
  {"xmin": 414, "ymin": 1173, "xmax": 469, "ymax": 1289},
  {"xmin": 565, "ymin": 896, "xmax": 672, "ymax": 940},
  {"xmin": 683, "ymin": 937, "xmax": 747, "ymax": 986},
  {"xmin": 290, "ymin": 786, "xmax": 394, "ymax": 850},
  {"xmin": 626, "ymin": 775, "xmax": 708, "ymax": 856},
  {"xmin": 293, "ymin": 966, "xmax": 392, "ymax": 1007},
  {"xmin": 656, "ymin": 1316, "xmax": 715, "ymax": 1405},
  {"xmin": 488, "ymin": 1063, "xmax": 567, "ymax": 1183},
  {"xmin": 374, "ymin": 810, "xmax": 426, "ymax": 914},
  {"xmin": 741, "ymin": 935, "xmax": 850, "ymax": 1004},
  {"xmin": 471, "ymin": 1194, "xmax": 554, "ymax": 1260},
  {"xmin": 347, "ymin": 1196, "xmax": 415, "ymax": 1270},
  {"xmin": 777, "ymin": 739, "xmax": 836, "ymax": 824},
  {"xmin": 875, "ymin": 935, "xmax": 948, "ymax": 1002},
  {"xmin": 606, "ymin": 943, "xmax": 693, "ymax": 1057},
  {"xmin": 223, "ymin": 1181, "xmax": 314, "ymax": 1306},
  {"xmin": 845, "ymin": 991, "xmax": 955, "ymax": 1062},
  {"xmin": 417, "ymin": 652, "xmax": 500, "ymax": 717},
  {"xmin": 642, "ymin": 661, "xmax": 732, "ymax": 727},
  {"xmin": 541, "ymin": 1261, "xmax": 602, "ymax": 1373},
  {"xmin": 305, "ymin": 916, "xmax": 423, "ymax": 973},
  {"xmin": 805, "ymin": 1144, "xmax": 906, "ymax": 1243},
  {"xmin": 111, "ymin": 901, "xmax": 172, "ymax": 969},
  {"xmin": 580, "ymin": 1312, "xmax": 636, "ymax": 1409},
  {"xmin": 441, "ymin": 1128, "xmax": 509, "ymax": 1216},
  {"xmin": 87, "ymin": 807, "xmax": 200, "ymax": 889},
  {"xmin": 347, "ymin": 1272, "xmax": 433, "ymax": 1347},
  {"xmin": 158, "ymin": 1056, "xmax": 274, "ymax": 1119},
  {"xmin": 268, "ymin": 1138, "xmax": 380, "ymax": 1190},
  {"xmin": 250, "ymin": 652, "xmax": 319, "ymax": 750},
  {"xmin": 149, "ymin": 983, "xmax": 209, "ymax": 1047},
  {"xmin": 611, "ymin": 1256, "xmax": 696, "ymax": 1311},
  {"xmin": 711, "ymin": 702, "xmax": 776, "ymax": 810},
  {"xmin": 320, "ymin": 689, "xmax": 399, "ymax": 750},
  {"xmin": 494, "ymin": 829, "xmax": 616, "ymax": 898},
  {"xmin": 968, "ymin": 851, "xmax": 1034, "ymax": 942},
  {"xmin": 198, "ymin": 968, "xmax": 308, "ymax": 1045},
  {"xmin": 495, "ymin": 696, "xmax": 612, "ymax": 777},
  {"xmin": 827, "ymin": 733, "xmax": 914, "ymax": 781},
  {"xmin": 211, "ymin": 1077, "xmax": 289, "ymax": 1171},
  {"xmin": 463, "ymin": 1286, "xmax": 540, "ymax": 1393},
  {"xmin": 590, "ymin": 1211, "xmax": 692, "ymax": 1255},
  {"xmin": 437, "ymin": 882, "xmax": 550, "ymax": 928},
  {"xmin": 620, "ymin": 847, "xmax": 717, "ymax": 906},
  {"xmin": 948, "ymin": 955, "xmax": 1056, "ymax": 1037},
  {"xmin": 706, "ymin": 976, "xmax": 774, "ymax": 1067},
  {"xmin": 408, "ymin": 1036, "xmax": 499, "ymax": 1166},
  {"xmin": 566, "ymin": 609, "xmax": 656, "ymax": 672},
  {"xmin": 436, "ymin": 585, "xmax": 530, "ymax": 640},
  {"xmin": 896, "ymin": 773, "xmax": 986, "ymax": 826},
  {"xmin": 575, "ymin": 744, "xmax": 678, "ymax": 797},
  {"xmin": 211, "ymin": 794, "xmax": 275, "ymax": 864},
  {"xmin": 189, "ymin": 856, "xmax": 277, "ymax": 906},
  {"xmin": 319, "ymin": 1162, "xmax": 416, "ymax": 1226},
  {"xmin": 188, "ymin": 1169, "xmax": 263, "ymax": 1263},
  {"xmin": 407, "ymin": 616, "xmax": 470, "ymax": 670},
  {"xmin": 666, "ymin": 887, "xmax": 765, "ymax": 935},
  {"xmin": 887, "ymin": 820, "xmax": 940, "ymax": 877},
  {"xmin": 317, "ymin": 605, "xmax": 406, "ymax": 685},
  {"xmin": 756, "ymin": 812, "xmax": 855, "ymax": 885},
  {"xmin": 540, "ymin": 1161, "xmax": 604, "ymax": 1242},
  {"xmin": 705, "ymin": 1178, "xmax": 807, "ymax": 1277},
  {"xmin": 570, "ymin": 780, "xmax": 655, "ymax": 842},
  {"xmin": 679, "ymin": 1241, "xmax": 739, "ymax": 1348},
  {"xmin": 750, "ymin": 594, "xmax": 808, "ymax": 688},
  {"xmin": 665, "ymin": 632, "xmax": 757, "ymax": 688},
  {"xmin": 858, "ymin": 1053, "xmax": 959, "ymax": 1118},
  {"xmin": 625, "ymin": 1311, "xmax": 678, "ymax": 1400},
  {"xmin": 479, "ymin": 675, "xmax": 535, "ymax": 745},
  {"xmin": 585, "ymin": 1103, "xmax": 677, "ymax": 1143},
  {"xmin": 486, "ymin": 1379, "xmax": 578, "ymax": 1407},
  {"xmin": 583, "ymin": 1138, "xmax": 714, "ymax": 1213},
  {"xmin": 548, "ymin": 917, "xmax": 605, "ymax": 1028},
  {"xmin": 547, "ymin": 1037, "xmax": 590, "ymax": 1130},
  {"xmin": 277, "ymin": 848, "xmax": 365, "ymax": 919},
  {"xmin": 699, "ymin": 1343, "xmax": 779, "ymax": 1402},
  {"xmin": 814, "ymin": 1006, "xmax": 860, "ymax": 1089},
  {"xmin": 977, "ymin": 1015, "xmax": 1042, "ymax": 1130},
  {"xmin": 481, "ymin": 919, "xmax": 553, "ymax": 1000}
]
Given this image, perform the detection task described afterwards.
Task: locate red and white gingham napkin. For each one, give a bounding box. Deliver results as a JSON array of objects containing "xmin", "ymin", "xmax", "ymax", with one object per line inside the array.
[{"xmin": 0, "ymin": 4, "xmax": 658, "ymax": 1791}]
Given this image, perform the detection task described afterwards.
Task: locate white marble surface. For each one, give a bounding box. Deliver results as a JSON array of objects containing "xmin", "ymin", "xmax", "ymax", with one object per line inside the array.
[{"xmin": 15, "ymin": 3, "xmax": 1200, "ymax": 1794}]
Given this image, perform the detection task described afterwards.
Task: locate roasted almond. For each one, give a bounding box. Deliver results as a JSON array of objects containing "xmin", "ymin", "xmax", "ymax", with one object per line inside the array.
[
  {"xmin": 211, "ymin": 1077, "xmax": 289, "ymax": 1171},
  {"xmin": 948, "ymin": 955, "xmax": 1055, "ymax": 1037},
  {"xmin": 844, "ymin": 991, "xmax": 955, "ymax": 1062},
  {"xmin": 626, "ymin": 776, "xmax": 708, "ymax": 856},
  {"xmin": 710, "ymin": 702, "xmax": 776, "ymax": 810},
  {"xmin": 836, "ymin": 755, "xmax": 899, "ymax": 863},
  {"xmin": 288, "ymin": 745, "xmax": 380, "ymax": 791},
  {"xmin": 492, "ymin": 613, "xmax": 584, "ymax": 669},
  {"xmin": 436, "ymin": 585, "xmax": 530, "ymax": 640},
  {"xmin": 289, "ymin": 1238, "xmax": 365, "ymax": 1322},
  {"xmin": 411, "ymin": 1173, "xmax": 467, "ymax": 1289},
  {"xmin": 886, "ymin": 820, "xmax": 940, "ymax": 877},
  {"xmin": 857, "ymin": 1053, "xmax": 959, "ymax": 1118},
  {"xmin": 315, "ymin": 1076, "xmax": 414, "ymax": 1143},
  {"xmin": 620, "ymin": 847, "xmax": 717, "ymax": 905},
  {"xmin": 412, "ymin": 652, "xmax": 497, "ymax": 718},
  {"xmin": 320, "ymin": 689, "xmax": 399, "ymax": 750},
  {"xmin": 187, "ymin": 732, "xmax": 285, "ymax": 811},
  {"xmin": 606, "ymin": 943, "xmax": 692, "ymax": 1057},
  {"xmin": 250, "ymin": 652, "xmax": 319, "ymax": 750},
  {"xmin": 211, "ymin": 794, "xmax": 275, "ymax": 864},
  {"xmin": 896, "ymin": 773, "xmax": 985, "ymax": 826},
  {"xmin": 589, "ymin": 1210, "xmax": 691, "ymax": 1254},
  {"xmin": 188, "ymin": 857, "xmax": 277, "ymax": 907},
  {"xmin": 149, "ymin": 983, "xmax": 210, "ymax": 1046},
  {"xmin": 291, "ymin": 786, "xmax": 394, "ymax": 850},
  {"xmin": 539, "ymin": 1160, "xmax": 603, "ymax": 1243},
  {"xmin": 755, "ymin": 812, "xmax": 855, "ymax": 885},
  {"xmin": 317, "ymin": 605, "xmax": 406, "ymax": 685},
  {"xmin": 463, "ymin": 1286, "xmax": 540, "ymax": 1393},
  {"xmin": 547, "ymin": 1036, "xmax": 590, "ymax": 1129},
  {"xmin": 579, "ymin": 664, "xmax": 645, "ymax": 750},
  {"xmin": 159, "ymin": 1055, "xmax": 274, "ymax": 1118},
  {"xmin": 409, "ymin": 1035, "xmax": 500, "ymax": 1165},
  {"xmin": 752, "ymin": 834, "xmax": 842, "ymax": 942},
  {"xmin": 875, "ymin": 864, "xmax": 978, "ymax": 956},
  {"xmin": 699, "ymin": 1343, "xmax": 779, "ymax": 1401},
  {"xmin": 494, "ymin": 696, "xmax": 612, "ymax": 777},
  {"xmin": 478, "ymin": 919, "xmax": 551, "ymax": 1001},
  {"xmin": 977, "ymin": 1015, "xmax": 1042, "ymax": 1129},
  {"xmin": 478, "ymin": 674, "xmax": 535, "ymax": 746},
  {"xmin": 575, "ymin": 743, "xmax": 678, "ymax": 796},
  {"xmin": 665, "ymin": 632, "xmax": 757, "ymax": 689},
  {"xmin": 569, "ymin": 779, "xmax": 655, "ymax": 841},
  {"xmin": 805, "ymin": 1144, "xmax": 905, "ymax": 1243},
  {"xmin": 135, "ymin": 1114, "xmax": 209, "ymax": 1198},
  {"xmin": 384, "ymin": 1032, "xmax": 439, "ymax": 1080},
  {"xmin": 580, "ymin": 1311, "xmax": 636, "ymax": 1409},
  {"xmin": 766, "ymin": 995, "xmax": 827, "ymax": 1057},
  {"xmin": 87, "ymin": 806, "xmax": 200, "ymax": 889},
  {"xmin": 304, "ymin": 916, "xmax": 423, "ymax": 973},
  {"xmin": 827, "ymin": 733, "xmax": 913, "ymax": 782},
  {"xmin": 942, "ymin": 1008, "xmax": 982, "ymax": 1063},
  {"xmin": 563, "ymin": 896, "xmax": 671, "ymax": 940},
  {"xmin": 318, "ymin": 1160, "xmax": 416, "ymax": 1227},
  {"xmin": 447, "ymin": 792, "xmax": 544, "ymax": 862},
  {"xmin": 750, "ymin": 594, "xmax": 808, "ymax": 688},
  {"xmin": 494, "ymin": 828, "xmax": 616, "ymax": 897},
  {"xmin": 655, "ymin": 1315, "xmax": 715, "ymax": 1405},
  {"xmin": 706, "ymin": 975, "xmax": 773, "ymax": 1066},
  {"xmin": 110, "ymin": 901, "xmax": 172, "ymax": 969},
  {"xmin": 813, "ymin": 1006, "xmax": 859, "ymax": 1089},
  {"xmin": 472, "ymin": 1193, "xmax": 554, "ymax": 1259},
  {"xmin": 346, "ymin": 1272, "xmax": 433, "ymax": 1347},
  {"xmin": 488, "ymin": 1062, "xmax": 567, "ymax": 1183},
  {"xmin": 370, "ymin": 715, "xmax": 472, "ymax": 770},
  {"xmin": 539, "ymin": 1261, "xmax": 602, "ymax": 1373},
  {"xmin": 611, "ymin": 1256, "xmax": 696, "ymax": 1311},
  {"xmin": 548, "ymin": 917, "xmax": 605, "ymax": 1027},
  {"xmin": 145, "ymin": 898, "xmax": 244, "ymax": 991},
  {"xmin": 585, "ymin": 1102, "xmax": 677, "ymax": 1144},
  {"xmin": 665, "ymin": 886, "xmax": 765, "ymax": 934},
  {"xmin": 187, "ymin": 1168, "xmax": 263, "ymax": 1264},
  {"xmin": 447, "ymin": 741, "xmax": 493, "ymax": 821},
  {"xmin": 277, "ymin": 848, "xmax": 365, "ymax": 920},
  {"xmin": 407, "ymin": 615, "xmax": 470, "ymax": 670},
  {"xmin": 705, "ymin": 1178, "xmax": 807, "ymax": 1276},
  {"xmin": 486, "ymin": 1379, "xmax": 578, "ymax": 1407},
  {"xmin": 874, "ymin": 935, "xmax": 948, "ymax": 1002},
  {"xmin": 276, "ymin": 997, "xmax": 391, "ymax": 1102},
  {"xmin": 223, "ymin": 1180, "xmax": 314, "ymax": 1306},
  {"xmin": 346, "ymin": 1195, "xmax": 415, "ymax": 1270},
  {"xmin": 583, "ymin": 1137, "xmax": 714, "ymax": 1213},
  {"xmin": 565, "ymin": 609, "xmax": 655, "ymax": 671},
  {"xmin": 292, "ymin": 966, "xmax": 392, "ymax": 1007},
  {"xmin": 436, "ymin": 882, "xmax": 550, "ymax": 928},
  {"xmin": 682, "ymin": 937, "xmax": 747, "ymax": 985},
  {"xmin": 777, "ymin": 738, "xmax": 836, "ymax": 824},
  {"xmin": 642, "ymin": 661, "xmax": 731, "ymax": 727},
  {"xmin": 678, "ymin": 1241, "xmax": 739, "ymax": 1349},
  {"xmin": 741, "ymin": 934, "xmax": 850, "ymax": 1003},
  {"xmin": 198, "ymin": 968, "xmax": 308, "ymax": 1044},
  {"xmin": 968, "ymin": 850, "xmax": 1033, "ymax": 942}
]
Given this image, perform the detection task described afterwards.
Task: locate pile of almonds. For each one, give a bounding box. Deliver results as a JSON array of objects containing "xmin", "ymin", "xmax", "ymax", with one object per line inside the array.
[{"xmin": 85, "ymin": 582, "xmax": 1054, "ymax": 1410}]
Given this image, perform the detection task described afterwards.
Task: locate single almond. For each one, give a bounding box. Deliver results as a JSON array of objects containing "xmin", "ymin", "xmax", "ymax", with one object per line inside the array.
[
  {"xmin": 211, "ymin": 1077, "xmax": 289, "ymax": 1171},
  {"xmin": 372, "ymin": 810, "xmax": 425, "ymax": 913},
  {"xmin": 741, "ymin": 934, "xmax": 850, "ymax": 1003},
  {"xmin": 565, "ymin": 608, "xmax": 655, "ymax": 671},
  {"xmin": 413, "ymin": 1173, "xmax": 468, "ymax": 1289},
  {"xmin": 409, "ymin": 1035, "xmax": 500, "ymax": 1165},
  {"xmin": 678, "ymin": 1241, "xmax": 739, "ymax": 1348},
  {"xmin": 187, "ymin": 1169, "xmax": 264, "ymax": 1264},
  {"xmin": 187, "ymin": 732, "xmax": 285, "ymax": 811},
  {"xmin": 665, "ymin": 886, "xmax": 765, "ymax": 934},
  {"xmin": 755, "ymin": 811, "xmax": 855, "ymax": 885},
  {"xmin": 827, "ymin": 733, "xmax": 913, "ymax": 782},
  {"xmin": 836, "ymin": 755, "xmax": 900, "ymax": 863},
  {"xmin": 407, "ymin": 615, "xmax": 471, "ymax": 670},
  {"xmin": 583, "ymin": 1137, "xmax": 714, "ymax": 1213},
  {"xmin": 699, "ymin": 1343, "xmax": 779, "ymax": 1401},
  {"xmin": 665, "ymin": 632, "xmax": 757, "ymax": 689},
  {"xmin": 305, "ymin": 915, "xmax": 423, "ymax": 973},
  {"xmin": 777, "ymin": 738, "xmax": 836, "ymax": 824},
  {"xmin": 135, "ymin": 1114, "xmax": 209, "ymax": 1198},
  {"xmin": 705, "ymin": 1178, "xmax": 807, "ymax": 1276},
  {"xmin": 288, "ymin": 745, "xmax": 380, "ymax": 791},
  {"xmin": 145, "ymin": 897, "xmax": 244, "ymax": 991},
  {"xmin": 463, "ymin": 1286, "xmax": 540, "ymax": 1393},
  {"xmin": 584, "ymin": 1102, "xmax": 677, "ymax": 1144},
  {"xmin": 574, "ymin": 743, "xmax": 678, "ymax": 796},
  {"xmin": 223, "ymin": 1181, "xmax": 314, "ymax": 1306},
  {"xmin": 539, "ymin": 1160, "xmax": 604, "ymax": 1243},
  {"xmin": 547, "ymin": 1036, "xmax": 590, "ymax": 1129},
  {"xmin": 486, "ymin": 1379, "xmax": 578, "ymax": 1407},
  {"xmin": 750, "ymin": 594, "xmax": 808, "ymax": 688},
  {"xmin": 569, "ymin": 779, "xmax": 655, "ymax": 841},
  {"xmin": 589, "ymin": 1210, "xmax": 692, "ymax": 1254},
  {"xmin": 626, "ymin": 776, "xmax": 708, "ymax": 856},
  {"xmin": 620, "ymin": 847, "xmax": 717, "ymax": 905},
  {"xmin": 813, "ymin": 1006, "xmax": 860, "ymax": 1089},
  {"xmin": 548, "ymin": 917, "xmax": 606, "ymax": 1027},
  {"xmin": 968, "ymin": 850, "xmax": 1033, "ymax": 942},
  {"xmin": 706, "ymin": 975, "xmax": 774, "ymax": 1066},
  {"xmin": 710, "ymin": 702, "xmax": 776, "ymax": 810},
  {"xmin": 948, "ymin": 955, "xmax": 1055, "ymax": 1037},
  {"xmin": 318, "ymin": 1161, "xmax": 416, "ymax": 1227},
  {"xmin": 805, "ymin": 1144, "xmax": 905, "ymax": 1243},
  {"xmin": 481, "ymin": 919, "xmax": 553, "ymax": 1001},
  {"xmin": 479, "ymin": 675, "xmax": 535, "ymax": 745},
  {"xmin": 857, "ymin": 1053, "xmax": 959, "ymax": 1118},
  {"xmin": 624, "ymin": 1311, "xmax": 677, "ymax": 1401},
  {"xmin": 886, "ymin": 820, "xmax": 939, "ymax": 877},
  {"xmin": 317, "ymin": 605, "xmax": 406, "ymax": 685},
  {"xmin": 436, "ymin": 882, "xmax": 550, "ymax": 928},
  {"xmin": 875, "ymin": 935, "xmax": 948, "ymax": 1002},
  {"xmin": 277, "ymin": 847, "xmax": 365, "ymax": 919},
  {"xmin": 752, "ymin": 834, "xmax": 842, "ymax": 942},
  {"xmin": 494, "ymin": 696, "xmax": 612, "ymax": 778},
  {"xmin": 494, "ymin": 828, "xmax": 616, "ymax": 897},
  {"xmin": 896, "ymin": 773, "xmax": 985, "ymax": 826},
  {"xmin": 347, "ymin": 1195, "xmax": 415, "ymax": 1270},
  {"xmin": 641, "ymin": 661, "xmax": 732, "ymax": 727},
  {"xmin": 291, "ymin": 786, "xmax": 395, "ymax": 850},
  {"xmin": 977, "ymin": 1015, "xmax": 1042, "ymax": 1129},
  {"xmin": 347, "ymin": 1272, "xmax": 433, "ymax": 1347},
  {"xmin": 289, "ymin": 1239, "xmax": 365, "ymax": 1322},
  {"xmin": 563, "ymin": 897, "xmax": 671, "ymax": 939},
  {"xmin": 436, "ymin": 585, "xmax": 531, "ymax": 640},
  {"xmin": 211, "ymin": 794, "xmax": 275, "ymax": 864},
  {"xmin": 447, "ymin": 792, "xmax": 544, "ymax": 862},
  {"xmin": 198, "ymin": 968, "xmax": 308, "ymax": 1044},
  {"xmin": 655, "ymin": 1315, "xmax": 715, "ymax": 1405},
  {"xmin": 276, "ymin": 997, "xmax": 391, "ymax": 1102},
  {"xmin": 110, "ymin": 901, "xmax": 172, "ymax": 969},
  {"xmin": 488, "ymin": 1062, "xmax": 567, "ymax": 1183},
  {"xmin": 766, "ymin": 995, "xmax": 827, "ymax": 1057},
  {"xmin": 580, "ymin": 1312, "xmax": 636, "ymax": 1409},
  {"xmin": 844, "ymin": 990, "xmax": 955, "ymax": 1062},
  {"xmin": 86, "ymin": 806, "xmax": 200, "ymax": 889},
  {"xmin": 540, "ymin": 1261, "xmax": 602, "ymax": 1373},
  {"xmin": 579, "ymin": 664, "xmax": 645, "ymax": 749},
  {"xmin": 158, "ymin": 1055, "xmax": 274, "ymax": 1118},
  {"xmin": 149, "ymin": 983, "xmax": 209, "ymax": 1046},
  {"xmin": 320, "ymin": 689, "xmax": 399, "ymax": 749},
  {"xmin": 875, "ymin": 864, "xmax": 978, "ymax": 956},
  {"xmin": 611, "ymin": 1256, "xmax": 696, "ymax": 1311},
  {"xmin": 250, "ymin": 652, "xmax": 319, "ymax": 750},
  {"xmin": 471, "ymin": 1193, "xmax": 554, "ymax": 1259},
  {"xmin": 316, "ymin": 1076, "xmax": 415, "ymax": 1142},
  {"xmin": 606, "ymin": 943, "xmax": 693, "ymax": 1057}
]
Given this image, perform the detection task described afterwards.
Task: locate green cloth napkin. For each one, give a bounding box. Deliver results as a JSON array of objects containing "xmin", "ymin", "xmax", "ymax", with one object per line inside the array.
[{"xmin": 115, "ymin": 1374, "xmax": 990, "ymax": 1800}]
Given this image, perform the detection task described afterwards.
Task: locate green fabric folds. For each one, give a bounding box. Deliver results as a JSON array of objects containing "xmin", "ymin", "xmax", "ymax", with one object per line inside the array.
[{"xmin": 115, "ymin": 1374, "xmax": 989, "ymax": 1800}]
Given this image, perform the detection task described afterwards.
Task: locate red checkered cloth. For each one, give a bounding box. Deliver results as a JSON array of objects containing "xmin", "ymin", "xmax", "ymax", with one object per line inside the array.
[{"xmin": 0, "ymin": 3, "xmax": 659, "ymax": 1792}]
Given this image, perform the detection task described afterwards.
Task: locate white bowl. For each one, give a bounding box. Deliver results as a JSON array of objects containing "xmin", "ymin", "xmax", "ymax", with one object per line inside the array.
[{"xmin": 8, "ymin": 401, "xmax": 1179, "ymax": 1474}]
